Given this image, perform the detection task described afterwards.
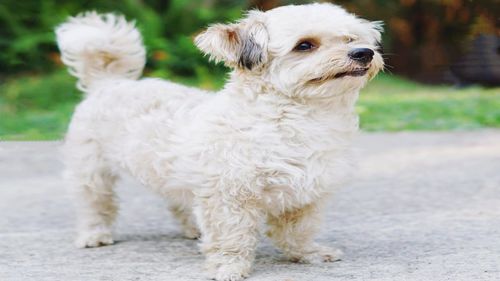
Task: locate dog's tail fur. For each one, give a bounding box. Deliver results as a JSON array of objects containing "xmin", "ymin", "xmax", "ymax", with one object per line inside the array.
[{"xmin": 56, "ymin": 12, "xmax": 146, "ymax": 91}]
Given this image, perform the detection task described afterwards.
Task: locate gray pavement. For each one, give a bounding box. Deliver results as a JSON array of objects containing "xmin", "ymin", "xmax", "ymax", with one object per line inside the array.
[{"xmin": 1, "ymin": 131, "xmax": 500, "ymax": 281}]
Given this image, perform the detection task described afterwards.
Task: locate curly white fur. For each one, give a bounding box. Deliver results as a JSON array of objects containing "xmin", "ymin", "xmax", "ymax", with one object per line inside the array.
[
  {"xmin": 56, "ymin": 3, "xmax": 383, "ymax": 281},
  {"xmin": 56, "ymin": 12, "xmax": 146, "ymax": 91}
]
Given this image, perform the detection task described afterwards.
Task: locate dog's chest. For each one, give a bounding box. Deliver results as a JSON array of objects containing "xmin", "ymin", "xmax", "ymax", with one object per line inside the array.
[
  {"xmin": 262, "ymin": 113, "xmax": 352, "ymax": 158},
  {"xmin": 257, "ymin": 113, "xmax": 357, "ymax": 198}
]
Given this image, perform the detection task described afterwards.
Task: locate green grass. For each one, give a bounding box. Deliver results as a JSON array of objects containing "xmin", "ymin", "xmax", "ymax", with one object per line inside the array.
[
  {"xmin": 0, "ymin": 71, "xmax": 80, "ymax": 140},
  {"xmin": 1, "ymin": 70, "xmax": 499, "ymax": 140},
  {"xmin": 358, "ymin": 75, "xmax": 500, "ymax": 131}
]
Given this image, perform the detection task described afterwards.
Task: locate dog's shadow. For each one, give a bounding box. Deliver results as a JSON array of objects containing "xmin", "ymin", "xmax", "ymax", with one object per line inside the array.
[{"xmin": 111, "ymin": 232, "xmax": 286, "ymax": 259}]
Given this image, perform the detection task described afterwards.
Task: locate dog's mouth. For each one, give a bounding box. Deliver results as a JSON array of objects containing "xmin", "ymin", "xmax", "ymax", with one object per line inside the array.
[
  {"xmin": 333, "ymin": 67, "xmax": 369, "ymax": 78},
  {"xmin": 310, "ymin": 67, "xmax": 369, "ymax": 83}
]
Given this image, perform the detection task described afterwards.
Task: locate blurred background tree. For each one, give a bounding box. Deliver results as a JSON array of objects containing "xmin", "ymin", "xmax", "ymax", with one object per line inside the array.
[
  {"xmin": 333, "ymin": 0, "xmax": 499, "ymax": 85},
  {"xmin": 1, "ymin": 0, "xmax": 498, "ymax": 84}
]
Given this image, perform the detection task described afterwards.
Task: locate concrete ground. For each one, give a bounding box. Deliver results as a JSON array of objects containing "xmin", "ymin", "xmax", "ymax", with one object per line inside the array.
[{"xmin": 1, "ymin": 131, "xmax": 499, "ymax": 281}]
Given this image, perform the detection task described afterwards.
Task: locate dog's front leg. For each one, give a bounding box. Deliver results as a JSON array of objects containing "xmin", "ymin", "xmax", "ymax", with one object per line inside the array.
[
  {"xmin": 267, "ymin": 202, "xmax": 343, "ymax": 263},
  {"xmin": 195, "ymin": 189, "xmax": 261, "ymax": 281}
]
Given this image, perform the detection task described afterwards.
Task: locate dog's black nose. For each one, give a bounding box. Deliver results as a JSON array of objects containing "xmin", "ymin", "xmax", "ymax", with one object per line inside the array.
[{"xmin": 348, "ymin": 48, "xmax": 374, "ymax": 64}]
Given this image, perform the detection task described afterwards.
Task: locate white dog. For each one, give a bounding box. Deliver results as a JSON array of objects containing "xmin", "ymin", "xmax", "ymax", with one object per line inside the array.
[{"xmin": 56, "ymin": 3, "xmax": 383, "ymax": 280}]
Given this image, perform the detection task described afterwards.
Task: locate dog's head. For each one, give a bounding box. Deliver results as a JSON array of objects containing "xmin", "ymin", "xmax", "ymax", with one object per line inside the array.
[{"xmin": 195, "ymin": 3, "xmax": 384, "ymax": 98}]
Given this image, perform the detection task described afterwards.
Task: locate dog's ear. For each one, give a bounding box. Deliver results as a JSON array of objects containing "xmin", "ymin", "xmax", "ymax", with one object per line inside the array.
[{"xmin": 195, "ymin": 11, "xmax": 268, "ymax": 70}]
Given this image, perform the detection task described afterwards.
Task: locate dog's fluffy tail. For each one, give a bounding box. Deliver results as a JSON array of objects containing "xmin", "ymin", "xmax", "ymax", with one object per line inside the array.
[{"xmin": 56, "ymin": 12, "xmax": 146, "ymax": 91}]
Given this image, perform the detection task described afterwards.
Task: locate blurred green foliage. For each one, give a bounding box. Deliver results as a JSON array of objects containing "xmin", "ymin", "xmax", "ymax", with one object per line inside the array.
[
  {"xmin": 1, "ymin": 0, "xmax": 497, "ymax": 82},
  {"xmin": 0, "ymin": 0, "xmax": 250, "ymax": 82}
]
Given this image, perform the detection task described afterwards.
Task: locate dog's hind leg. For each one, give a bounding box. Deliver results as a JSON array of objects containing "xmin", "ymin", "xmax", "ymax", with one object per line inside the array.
[
  {"xmin": 166, "ymin": 190, "xmax": 200, "ymax": 239},
  {"xmin": 266, "ymin": 202, "xmax": 343, "ymax": 263},
  {"xmin": 64, "ymin": 140, "xmax": 119, "ymax": 248}
]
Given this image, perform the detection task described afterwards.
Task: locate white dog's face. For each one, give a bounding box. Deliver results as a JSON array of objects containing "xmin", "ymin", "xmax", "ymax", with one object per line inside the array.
[{"xmin": 195, "ymin": 3, "xmax": 384, "ymax": 98}]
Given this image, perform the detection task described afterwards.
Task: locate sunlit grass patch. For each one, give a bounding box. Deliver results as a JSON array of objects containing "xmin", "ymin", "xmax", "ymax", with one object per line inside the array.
[{"xmin": 358, "ymin": 75, "xmax": 500, "ymax": 131}]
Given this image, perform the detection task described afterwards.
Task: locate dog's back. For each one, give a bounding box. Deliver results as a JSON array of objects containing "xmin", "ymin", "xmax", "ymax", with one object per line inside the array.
[{"xmin": 56, "ymin": 11, "xmax": 212, "ymax": 177}]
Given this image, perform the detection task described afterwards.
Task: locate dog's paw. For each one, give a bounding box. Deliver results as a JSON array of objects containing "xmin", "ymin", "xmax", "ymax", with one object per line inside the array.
[
  {"xmin": 213, "ymin": 263, "xmax": 249, "ymax": 281},
  {"xmin": 75, "ymin": 229, "xmax": 114, "ymax": 248},
  {"xmin": 290, "ymin": 246, "xmax": 343, "ymax": 264},
  {"xmin": 205, "ymin": 260, "xmax": 250, "ymax": 281}
]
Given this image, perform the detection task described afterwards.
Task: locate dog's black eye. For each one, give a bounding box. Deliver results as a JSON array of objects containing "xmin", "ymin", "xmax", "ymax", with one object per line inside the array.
[{"xmin": 294, "ymin": 41, "xmax": 316, "ymax": 52}]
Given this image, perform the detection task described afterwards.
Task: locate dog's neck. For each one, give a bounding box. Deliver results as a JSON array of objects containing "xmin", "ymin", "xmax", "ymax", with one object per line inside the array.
[
  {"xmin": 219, "ymin": 71, "xmax": 361, "ymax": 134},
  {"xmin": 224, "ymin": 71, "xmax": 361, "ymax": 115}
]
